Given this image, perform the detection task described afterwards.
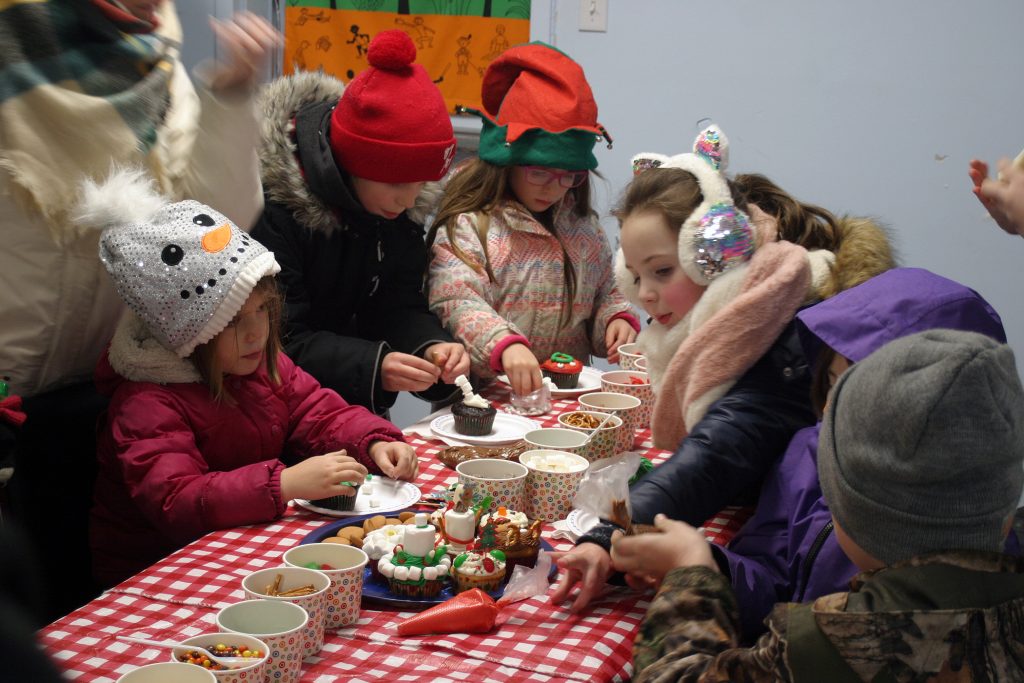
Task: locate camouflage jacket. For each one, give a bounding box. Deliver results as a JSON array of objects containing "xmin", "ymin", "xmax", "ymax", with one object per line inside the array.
[{"xmin": 633, "ymin": 552, "xmax": 1024, "ymax": 682}]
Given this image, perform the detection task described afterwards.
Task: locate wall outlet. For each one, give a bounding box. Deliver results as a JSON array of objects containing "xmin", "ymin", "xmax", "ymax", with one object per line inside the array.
[{"xmin": 579, "ymin": 0, "xmax": 608, "ymax": 32}]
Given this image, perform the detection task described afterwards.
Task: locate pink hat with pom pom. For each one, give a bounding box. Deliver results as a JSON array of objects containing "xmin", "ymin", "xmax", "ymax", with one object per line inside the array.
[{"xmin": 329, "ymin": 30, "xmax": 457, "ymax": 183}]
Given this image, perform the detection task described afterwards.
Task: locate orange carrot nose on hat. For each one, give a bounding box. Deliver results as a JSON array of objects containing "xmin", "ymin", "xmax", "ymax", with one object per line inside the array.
[
  {"xmin": 469, "ymin": 42, "xmax": 611, "ymax": 171},
  {"xmin": 329, "ymin": 30, "xmax": 457, "ymax": 183}
]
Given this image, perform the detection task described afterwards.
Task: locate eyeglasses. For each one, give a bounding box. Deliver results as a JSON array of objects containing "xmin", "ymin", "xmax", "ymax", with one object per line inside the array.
[{"xmin": 521, "ymin": 166, "xmax": 589, "ymax": 189}]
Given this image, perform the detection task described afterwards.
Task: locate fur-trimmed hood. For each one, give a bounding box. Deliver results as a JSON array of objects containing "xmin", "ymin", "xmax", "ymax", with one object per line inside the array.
[
  {"xmin": 257, "ymin": 72, "xmax": 442, "ymax": 236},
  {"xmin": 97, "ymin": 311, "xmax": 202, "ymax": 392}
]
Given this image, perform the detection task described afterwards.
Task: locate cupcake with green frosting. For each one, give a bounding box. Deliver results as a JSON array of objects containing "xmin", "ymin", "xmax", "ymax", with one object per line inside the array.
[{"xmin": 377, "ymin": 513, "xmax": 452, "ymax": 597}]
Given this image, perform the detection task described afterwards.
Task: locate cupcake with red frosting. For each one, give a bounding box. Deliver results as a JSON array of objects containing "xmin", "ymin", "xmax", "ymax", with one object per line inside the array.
[{"xmin": 540, "ymin": 352, "xmax": 583, "ymax": 389}]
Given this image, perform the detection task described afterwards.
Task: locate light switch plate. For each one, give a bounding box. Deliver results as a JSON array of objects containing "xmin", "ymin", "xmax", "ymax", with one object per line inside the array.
[{"xmin": 579, "ymin": 0, "xmax": 608, "ymax": 32}]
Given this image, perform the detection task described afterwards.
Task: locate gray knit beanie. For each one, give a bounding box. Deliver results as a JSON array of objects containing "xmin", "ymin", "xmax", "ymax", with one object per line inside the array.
[
  {"xmin": 818, "ymin": 329, "xmax": 1024, "ymax": 566},
  {"xmin": 81, "ymin": 168, "xmax": 280, "ymax": 358}
]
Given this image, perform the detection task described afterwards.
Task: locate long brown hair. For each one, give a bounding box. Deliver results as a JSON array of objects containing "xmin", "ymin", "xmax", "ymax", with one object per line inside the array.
[
  {"xmin": 728, "ymin": 173, "xmax": 842, "ymax": 251},
  {"xmin": 190, "ymin": 276, "xmax": 284, "ymax": 402},
  {"xmin": 427, "ymin": 158, "xmax": 593, "ymax": 328}
]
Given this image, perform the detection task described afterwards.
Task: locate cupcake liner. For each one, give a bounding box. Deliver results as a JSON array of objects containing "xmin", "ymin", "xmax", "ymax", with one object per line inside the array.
[
  {"xmin": 312, "ymin": 486, "xmax": 360, "ymax": 511},
  {"xmin": 388, "ymin": 578, "xmax": 445, "ymax": 598},
  {"xmin": 543, "ymin": 370, "xmax": 580, "ymax": 389},
  {"xmin": 453, "ymin": 571, "xmax": 504, "ymax": 594},
  {"xmin": 452, "ymin": 412, "xmax": 495, "ymax": 436}
]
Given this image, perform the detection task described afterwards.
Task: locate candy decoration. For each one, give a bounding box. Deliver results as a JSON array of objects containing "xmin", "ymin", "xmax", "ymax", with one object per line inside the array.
[{"xmin": 396, "ymin": 588, "xmax": 499, "ymax": 636}]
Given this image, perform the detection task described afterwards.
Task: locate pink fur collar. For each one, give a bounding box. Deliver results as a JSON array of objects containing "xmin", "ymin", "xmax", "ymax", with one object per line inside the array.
[{"xmin": 650, "ymin": 241, "xmax": 811, "ymax": 450}]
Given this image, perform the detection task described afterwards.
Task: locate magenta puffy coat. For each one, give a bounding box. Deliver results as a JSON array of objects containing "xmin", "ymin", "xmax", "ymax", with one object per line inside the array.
[{"xmin": 90, "ymin": 314, "xmax": 404, "ymax": 586}]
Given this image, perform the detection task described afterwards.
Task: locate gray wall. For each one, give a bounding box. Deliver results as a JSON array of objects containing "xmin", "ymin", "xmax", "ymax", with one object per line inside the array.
[{"xmin": 179, "ymin": 1, "xmax": 1024, "ymax": 427}]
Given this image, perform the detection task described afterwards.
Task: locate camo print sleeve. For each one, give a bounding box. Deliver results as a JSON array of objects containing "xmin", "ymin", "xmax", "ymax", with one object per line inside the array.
[{"xmin": 633, "ymin": 566, "xmax": 792, "ymax": 683}]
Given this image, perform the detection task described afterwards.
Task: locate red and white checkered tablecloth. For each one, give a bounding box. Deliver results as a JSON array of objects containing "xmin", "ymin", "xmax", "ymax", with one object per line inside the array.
[{"xmin": 39, "ymin": 390, "xmax": 751, "ymax": 682}]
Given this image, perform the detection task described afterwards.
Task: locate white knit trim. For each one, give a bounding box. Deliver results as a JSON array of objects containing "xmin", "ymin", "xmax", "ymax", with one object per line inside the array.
[
  {"xmin": 109, "ymin": 311, "xmax": 203, "ymax": 384},
  {"xmin": 634, "ymin": 262, "xmax": 749, "ymax": 391},
  {"xmin": 660, "ymin": 153, "xmax": 738, "ymax": 287},
  {"xmin": 173, "ymin": 251, "xmax": 281, "ymax": 358},
  {"xmin": 614, "ymin": 247, "xmax": 641, "ymax": 307}
]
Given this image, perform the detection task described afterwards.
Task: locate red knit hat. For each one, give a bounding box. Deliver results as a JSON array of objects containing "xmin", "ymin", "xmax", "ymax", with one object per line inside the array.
[{"xmin": 329, "ymin": 30, "xmax": 456, "ymax": 183}]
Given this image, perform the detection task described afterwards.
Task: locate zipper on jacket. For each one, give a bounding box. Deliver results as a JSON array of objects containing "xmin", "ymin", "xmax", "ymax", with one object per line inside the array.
[{"xmin": 797, "ymin": 520, "xmax": 834, "ymax": 602}]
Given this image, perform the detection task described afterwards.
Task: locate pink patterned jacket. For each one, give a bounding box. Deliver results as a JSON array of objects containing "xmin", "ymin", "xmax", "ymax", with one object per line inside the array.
[{"xmin": 428, "ymin": 199, "xmax": 638, "ymax": 380}]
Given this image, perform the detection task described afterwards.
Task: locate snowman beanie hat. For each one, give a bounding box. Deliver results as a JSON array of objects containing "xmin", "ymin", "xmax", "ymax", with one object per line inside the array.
[{"xmin": 79, "ymin": 168, "xmax": 281, "ymax": 358}]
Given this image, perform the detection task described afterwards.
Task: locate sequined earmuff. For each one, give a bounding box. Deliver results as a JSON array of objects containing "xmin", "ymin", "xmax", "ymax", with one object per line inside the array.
[{"xmin": 631, "ymin": 125, "xmax": 755, "ymax": 286}]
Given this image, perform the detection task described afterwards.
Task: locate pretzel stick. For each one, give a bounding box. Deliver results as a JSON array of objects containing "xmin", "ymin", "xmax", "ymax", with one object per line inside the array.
[{"xmin": 277, "ymin": 584, "xmax": 316, "ymax": 597}]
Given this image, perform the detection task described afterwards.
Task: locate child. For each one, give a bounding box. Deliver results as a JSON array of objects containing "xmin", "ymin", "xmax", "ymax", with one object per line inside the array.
[
  {"xmin": 613, "ymin": 329, "xmax": 1024, "ymax": 681},
  {"xmin": 426, "ymin": 42, "xmax": 639, "ymax": 396},
  {"xmin": 83, "ymin": 170, "xmax": 418, "ymax": 587},
  {"xmin": 252, "ymin": 30, "xmax": 469, "ymax": 415},
  {"xmin": 551, "ymin": 127, "xmax": 894, "ymax": 612},
  {"xmin": 690, "ymin": 268, "xmax": 1011, "ymax": 641},
  {"xmin": 969, "ymin": 153, "xmax": 1024, "ymax": 238}
]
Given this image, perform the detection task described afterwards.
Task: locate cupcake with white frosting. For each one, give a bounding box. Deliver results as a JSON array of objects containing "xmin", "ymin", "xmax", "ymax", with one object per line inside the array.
[
  {"xmin": 377, "ymin": 513, "xmax": 451, "ymax": 597},
  {"xmin": 451, "ymin": 376, "xmax": 497, "ymax": 436}
]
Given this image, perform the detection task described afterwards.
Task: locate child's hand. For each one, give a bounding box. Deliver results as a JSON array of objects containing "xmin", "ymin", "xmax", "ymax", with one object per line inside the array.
[
  {"xmin": 501, "ymin": 343, "xmax": 541, "ymax": 396},
  {"xmin": 549, "ymin": 544, "xmax": 614, "ymax": 614},
  {"xmin": 280, "ymin": 450, "xmax": 368, "ymax": 502},
  {"xmin": 381, "ymin": 351, "xmax": 441, "ymax": 392},
  {"xmin": 969, "ymin": 158, "xmax": 1024, "ymax": 237},
  {"xmin": 369, "ymin": 440, "xmax": 419, "ymax": 480},
  {"xmin": 207, "ymin": 12, "xmax": 282, "ymax": 92},
  {"xmin": 425, "ymin": 342, "xmax": 471, "ymax": 384},
  {"xmin": 605, "ymin": 319, "xmax": 638, "ymax": 364},
  {"xmin": 609, "ymin": 514, "xmax": 717, "ymax": 589}
]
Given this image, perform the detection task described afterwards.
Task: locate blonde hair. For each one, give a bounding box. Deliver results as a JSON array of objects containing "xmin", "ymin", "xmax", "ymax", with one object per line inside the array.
[
  {"xmin": 428, "ymin": 158, "xmax": 595, "ymax": 328},
  {"xmin": 190, "ymin": 276, "xmax": 284, "ymax": 402}
]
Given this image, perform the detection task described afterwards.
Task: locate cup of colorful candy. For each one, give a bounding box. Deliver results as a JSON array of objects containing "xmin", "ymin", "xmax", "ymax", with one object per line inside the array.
[{"xmin": 169, "ymin": 633, "xmax": 268, "ymax": 683}]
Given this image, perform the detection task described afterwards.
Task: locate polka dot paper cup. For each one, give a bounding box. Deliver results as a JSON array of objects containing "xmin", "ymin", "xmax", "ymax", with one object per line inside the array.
[
  {"xmin": 634, "ymin": 356, "xmax": 648, "ymax": 372},
  {"xmin": 455, "ymin": 458, "xmax": 528, "ymax": 514},
  {"xmin": 283, "ymin": 543, "xmax": 368, "ymax": 630},
  {"xmin": 557, "ymin": 410, "xmax": 624, "ymax": 462},
  {"xmin": 241, "ymin": 566, "xmax": 329, "ymax": 657},
  {"xmin": 523, "ymin": 427, "xmax": 590, "ymax": 457},
  {"xmin": 616, "ymin": 342, "xmax": 645, "ymax": 371},
  {"xmin": 519, "ymin": 449, "xmax": 590, "ymax": 522},
  {"xmin": 216, "ymin": 600, "xmax": 308, "ymax": 683},
  {"xmin": 578, "ymin": 392, "xmax": 643, "ymax": 451},
  {"xmin": 600, "ymin": 370, "xmax": 654, "ymax": 430},
  {"xmin": 168, "ymin": 633, "xmax": 268, "ymax": 683}
]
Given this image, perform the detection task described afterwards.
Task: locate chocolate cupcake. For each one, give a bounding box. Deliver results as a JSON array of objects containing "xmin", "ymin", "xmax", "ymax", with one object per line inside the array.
[
  {"xmin": 311, "ymin": 484, "xmax": 359, "ymax": 512},
  {"xmin": 451, "ymin": 399, "xmax": 497, "ymax": 436},
  {"xmin": 540, "ymin": 352, "xmax": 583, "ymax": 389}
]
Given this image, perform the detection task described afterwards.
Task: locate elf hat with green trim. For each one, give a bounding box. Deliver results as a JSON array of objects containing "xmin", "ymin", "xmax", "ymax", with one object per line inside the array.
[{"xmin": 469, "ymin": 42, "xmax": 611, "ymax": 171}]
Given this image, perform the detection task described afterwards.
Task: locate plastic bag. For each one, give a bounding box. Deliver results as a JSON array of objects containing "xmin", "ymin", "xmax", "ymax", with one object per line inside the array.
[
  {"xmin": 496, "ymin": 550, "xmax": 552, "ymax": 606},
  {"xmin": 571, "ymin": 452, "xmax": 640, "ymax": 524}
]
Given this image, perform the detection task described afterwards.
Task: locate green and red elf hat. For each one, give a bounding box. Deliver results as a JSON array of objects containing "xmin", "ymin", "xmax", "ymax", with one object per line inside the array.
[{"xmin": 464, "ymin": 42, "xmax": 612, "ymax": 171}]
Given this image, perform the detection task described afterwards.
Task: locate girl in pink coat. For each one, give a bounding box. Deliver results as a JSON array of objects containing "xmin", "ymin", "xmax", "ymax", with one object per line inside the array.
[{"xmin": 83, "ymin": 170, "xmax": 417, "ymax": 587}]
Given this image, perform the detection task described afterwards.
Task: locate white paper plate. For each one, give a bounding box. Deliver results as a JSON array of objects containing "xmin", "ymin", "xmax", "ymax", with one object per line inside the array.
[
  {"xmin": 294, "ymin": 478, "xmax": 421, "ymax": 517},
  {"xmin": 497, "ymin": 366, "xmax": 603, "ymax": 397},
  {"xmin": 429, "ymin": 413, "xmax": 541, "ymax": 445},
  {"xmin": 565, "ymin": 508, "xmax": 600, "ymax": 537}
]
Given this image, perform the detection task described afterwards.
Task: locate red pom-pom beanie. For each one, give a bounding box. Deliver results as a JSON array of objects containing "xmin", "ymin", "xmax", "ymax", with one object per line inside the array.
[{"xmin": 329, "ymin": 30, "xmax": 457, "ymax": 183}]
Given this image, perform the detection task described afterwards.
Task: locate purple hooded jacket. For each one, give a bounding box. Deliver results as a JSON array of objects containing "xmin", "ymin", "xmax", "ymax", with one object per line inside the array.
[{"xmin": 713, "ymin": 267, "xmax": 1013, "ymax": 641}]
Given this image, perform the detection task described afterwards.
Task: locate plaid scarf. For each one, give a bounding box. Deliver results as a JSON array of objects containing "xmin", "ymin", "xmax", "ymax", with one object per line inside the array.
[{"xmin": 0, "ymin": 0, "xmax": 183, "ymax": 235}]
